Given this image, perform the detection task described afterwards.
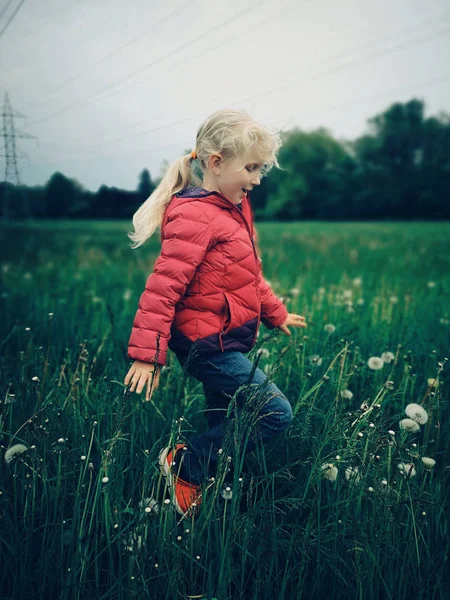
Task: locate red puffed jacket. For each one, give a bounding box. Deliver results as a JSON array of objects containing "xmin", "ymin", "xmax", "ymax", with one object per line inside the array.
[{"xmin": 127, "ymin": 186, "xmax": 288, "ymax": 366}]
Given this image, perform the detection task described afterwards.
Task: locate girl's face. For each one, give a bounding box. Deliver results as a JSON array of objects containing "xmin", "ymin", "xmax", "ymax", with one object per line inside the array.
[{"xmin": 208, "ymin": 155, "xmax": 264, "ymax": 205}]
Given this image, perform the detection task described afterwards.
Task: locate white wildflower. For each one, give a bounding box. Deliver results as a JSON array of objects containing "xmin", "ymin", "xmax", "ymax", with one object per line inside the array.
[
  {"xmin": 427, "ymin": 281, "xmax": 436, "ymax": 288},
  {"xmin": 4, "ymin": 443, "xmax": 28, "ymax": 464},
  {"xmin": 421, "ymin": 457, "xmax": 436, "ymax": 470},
  {"xmin": 405, "ymin": 403, "xmax": 428, "ymax": 424},
  {"xmin": 340, "ymin": 389, "xmax": 353, "ymax": 400},
  {"xmin": 324, "ymin": 323, "xmax": 336, "ymax": 333},
  {"xmin": 397, "ymin": 462, "xmax": 416, "ymax": 478},
  {"xmin": 381, "ymin": 351, "xmax": 395, "ymax": 363},
  {"xmin": 309, "ymin": 354, "xmax": 323, "ymax": 366},
  {"xmin": 368, "ymin": 356, "xmax": 384, "ymax": 370},
  {"xmin": 399, "ymin": 418, "xmax": 420, "ymax": 433},
  {"xmin": 321, "ymin": 463, "xmax": 338, "ymax": 481},
  {"xmin": 345, "ymin": 466, "xmax": 361, "ymax": 483}
]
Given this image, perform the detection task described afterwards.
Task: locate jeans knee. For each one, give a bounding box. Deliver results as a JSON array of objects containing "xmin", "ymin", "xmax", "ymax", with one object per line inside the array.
[{"xmin": 278, "ymin": 398, "xmax": 293, "ymax": 430}]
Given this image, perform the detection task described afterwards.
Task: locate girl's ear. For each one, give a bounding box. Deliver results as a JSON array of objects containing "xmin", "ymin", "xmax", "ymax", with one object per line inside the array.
[{"xmin": 209, "ymin": 153, "xmax": 223, "ymax": 174}]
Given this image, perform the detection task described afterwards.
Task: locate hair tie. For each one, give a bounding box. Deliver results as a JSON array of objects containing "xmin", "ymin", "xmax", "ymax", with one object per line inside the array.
[{"xmin": 190, "ymin": 150, "xmax": 197, "ymax": 160}]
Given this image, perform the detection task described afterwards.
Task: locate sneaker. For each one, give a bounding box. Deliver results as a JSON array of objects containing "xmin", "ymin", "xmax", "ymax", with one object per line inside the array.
[{"xmin": 158, "ymin": 443, "xmax": 203, "ymax": 517}]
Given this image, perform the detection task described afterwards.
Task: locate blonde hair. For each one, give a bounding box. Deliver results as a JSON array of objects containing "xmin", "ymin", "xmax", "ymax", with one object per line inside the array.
[{"xmin": 127, "ymin": 108, "xmax": 283, "ymax": 249}]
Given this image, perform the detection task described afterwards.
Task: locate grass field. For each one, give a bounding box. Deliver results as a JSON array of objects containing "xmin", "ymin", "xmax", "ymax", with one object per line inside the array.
[{"xmin": 0, "ymin": 219, "xmax": 449, "ymax": 600}]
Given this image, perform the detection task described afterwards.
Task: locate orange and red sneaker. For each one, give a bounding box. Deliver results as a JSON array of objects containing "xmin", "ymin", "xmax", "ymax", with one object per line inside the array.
[{"xmin": 158, "ymin": 443, "xmax": 203, "ymax": 517}]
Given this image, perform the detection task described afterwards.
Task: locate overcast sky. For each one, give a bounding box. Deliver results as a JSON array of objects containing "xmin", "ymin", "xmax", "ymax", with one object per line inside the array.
[{"xmin": 1, "ymin": 0, "xmax": 449, "ymax": 192}]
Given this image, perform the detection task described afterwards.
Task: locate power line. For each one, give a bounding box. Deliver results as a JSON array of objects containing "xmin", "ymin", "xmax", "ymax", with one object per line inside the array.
[
  {"xmin": 0, "ymin": 0, "xmax": 26, "ymax": 38},
  {"xmin": 0, "ymin": 0, "xmax": 14, "ymax": 22},
  {"xmin": 30, "ymin": 20, "xmax": 450, "ymax": 164},
  {"xmin": 67, "ymin": 0, "xmax": 310, "ymax": 144},
  {"xmin": 28, "ymin": 71, "xmax": 450, "ymax": 167},
  {"xmin": 50, "ymin": 0, "xmax": 198, "ymax": 94},
  {"xmin": 27, "ymin": 0, "xmax": 275, "ymax": 127},
  {"xmin": 79, "ymin": 5, "xmax": 450, "ymax": 144}
]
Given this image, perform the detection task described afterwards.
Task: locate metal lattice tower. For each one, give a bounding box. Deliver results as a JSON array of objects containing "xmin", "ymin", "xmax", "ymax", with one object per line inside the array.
[{"xmin": 0, "ymin": 92, "xmax": 37, "ymax": 220}]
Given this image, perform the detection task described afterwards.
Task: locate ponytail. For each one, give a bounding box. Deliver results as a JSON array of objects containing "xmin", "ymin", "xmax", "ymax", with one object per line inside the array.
[{"xmin": 127, "ymin": 152, "xmax": 202, "ymax": 249}]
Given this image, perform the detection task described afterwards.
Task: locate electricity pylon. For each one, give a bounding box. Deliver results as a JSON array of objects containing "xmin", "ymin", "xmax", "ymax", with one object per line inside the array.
[{"xmin": 0, "ymin": 92, "xmax": 38, "ymax": 220}]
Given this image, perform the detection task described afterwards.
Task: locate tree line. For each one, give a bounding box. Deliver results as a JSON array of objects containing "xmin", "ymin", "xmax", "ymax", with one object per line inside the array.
[{"xmin": 1, "ymin": 98, "xmax": 449, "ymax": 221}]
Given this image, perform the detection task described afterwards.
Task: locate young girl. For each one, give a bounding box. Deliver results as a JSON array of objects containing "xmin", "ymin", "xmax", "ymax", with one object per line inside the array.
[{"xmin": 124, "ymin": 108, "xmax": 307, "ymax": 518}]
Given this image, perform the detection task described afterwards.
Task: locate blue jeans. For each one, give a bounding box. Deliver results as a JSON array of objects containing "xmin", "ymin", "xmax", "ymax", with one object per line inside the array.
[{"xmin": 174, "ymin": 347, "xmax": 293, "ymax": 484}]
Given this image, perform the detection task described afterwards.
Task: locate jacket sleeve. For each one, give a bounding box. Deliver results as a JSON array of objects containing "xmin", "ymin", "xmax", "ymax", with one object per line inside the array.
[
  {"xmin": 127, "ymin": 204, "xmax": 215, "ymax": 366},
  {"xmin": 254, "ymin": 225, "xmax": 288, "ymax": 330}
]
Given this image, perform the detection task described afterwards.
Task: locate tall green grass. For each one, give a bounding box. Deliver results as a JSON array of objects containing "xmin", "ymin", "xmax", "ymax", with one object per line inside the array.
[{"xmin": 0, "ymin": 220, "xmax": 449, "ymax": 600}]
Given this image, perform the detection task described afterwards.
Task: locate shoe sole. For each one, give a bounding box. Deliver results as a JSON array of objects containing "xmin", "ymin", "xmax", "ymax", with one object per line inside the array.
[{"xmin": 158, "ymin": 445, "xmax": 196, "ymax": 517}]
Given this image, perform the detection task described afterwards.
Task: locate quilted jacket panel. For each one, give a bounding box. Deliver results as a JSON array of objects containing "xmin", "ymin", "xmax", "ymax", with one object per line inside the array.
[{"xmin": 127, "ymin": 186, "xmax": 288, "ymax": 366}]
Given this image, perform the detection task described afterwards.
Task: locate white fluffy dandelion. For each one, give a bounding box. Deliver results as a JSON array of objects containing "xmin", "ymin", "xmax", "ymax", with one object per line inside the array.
[
  {"xmin": 399, "ymin": 418, "xmax": 420, "ymax": 433},
  {"xmin": 256, "ymin": 348, "xmax": 270, "ymax": 359},
  {"xmin": 397, "ymin": 462, "xmax": 416, "ymax": 478},
  {"xmin": 340, "ymin": 389, "xmax": 353, "ymax": 400},
  {"xmin": 321, "ymin": 463, "xmax": 338, "ymax": 481},
  {"xmin": 421, "ymin": 457, "xmax": 436, "ymax": 470},
  {"xmin": 405, "ymin": 403, "xmax": 428, "ymax": 424},
  {"xmin": 427, "ymin": 378, "xmax": 439, "ymax": 389},
  {"xmin": 368, "ymin": 357, "xmax": 384, "ymax": 370},
  {"xmin": 324, "ymin": 323, "xmax": 336, "ymax": 333},
  {"xmin": 345, "ymin": 466, "xmax": 361, "ymax": 483},
  {"xmin": 352, "ymin": 277, "xmax": 363, "ymax": 286},
  {"xmin": 381, "ymin": 351, "xmax": 395, "ymax": 363},
  {"xmin": 309, "ymin": 354, "xmax": 323, "ymax": 366},
  {"xmin": 4, "ymin": 443, "xmax": 28, "ymax": 464}
]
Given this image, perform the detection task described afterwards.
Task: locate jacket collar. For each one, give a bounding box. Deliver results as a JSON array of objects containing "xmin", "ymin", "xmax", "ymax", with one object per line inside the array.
[{"xmin": 170, "ymin": 185, "xmax": 254, "ymax": 233}]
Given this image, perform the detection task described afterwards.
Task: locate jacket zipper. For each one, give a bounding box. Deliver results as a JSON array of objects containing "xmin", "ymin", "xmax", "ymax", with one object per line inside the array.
[{"xmin": 209, "ymin": 191, "xmax": 262, "ymax": 351}]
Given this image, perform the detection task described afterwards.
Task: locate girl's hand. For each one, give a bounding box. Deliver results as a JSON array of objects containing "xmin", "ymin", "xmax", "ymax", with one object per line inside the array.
[
  {"xmin": 278, "ymin": 313, "xmax": 307, "ymax": 336},
  {"xmin": 124, "ymin": 360, "xmax": 161, "ymax": 401}
]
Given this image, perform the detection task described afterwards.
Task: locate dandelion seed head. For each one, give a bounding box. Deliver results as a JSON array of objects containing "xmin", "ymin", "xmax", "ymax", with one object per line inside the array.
[
  {"xmin": 368, "ymin": 356, "xmax": 384, "ymax": 370},
  {"xmin": 358, "ymin": 432, "xmax": 363, "ymax": 438},
  {"xmin": 324, "ymin": 323, "xmax": 336, "ymax": 333},
  {"xmin": 397, "ymin": 462, "xmax": 416, "ymax": 478},
  {"xmin": 399, "ymin": 418, "xmax": 420, "ymax": 433},
  {"xmin": 367, "ymin": 487, "xmax": 374, "ymax": 492},
  {"xmin": 381, "ymin": 351, "xmax": 395, "ymax": 363},
  {"xmin": 321, "ymin": 463, "xmax": 338, "ymax": 481},
  {"xmin": 102, "ymin": 476, "xmax": 109, "ymax": 483},
  {"xmin": 4, "ymin": 443, "xmax": 28, "ymax": 464},
  {"xmin": 388, "ymin": 430, "xmax": 395, "ymax": 436},
  {"xmin": 340, "ymin": 389, "xmax": 353, "ymax": 400},
  {"xmin": 164, "ymin": 499, "xmax": 170, "ymax": 505},
  {"xmin": 405, "ymin": 403, "xmax": 428, "ymax": 424},
  {"xmin": 427, "ymin": 378, "xmax": 439, "ymax": 389},
  {"xmin": 421, "ymin": 457, "xmax": 436, "ymax": 470},
  {"xmin": 345, "ymin": 466, "xmax": 361, "ymax": 483}
]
